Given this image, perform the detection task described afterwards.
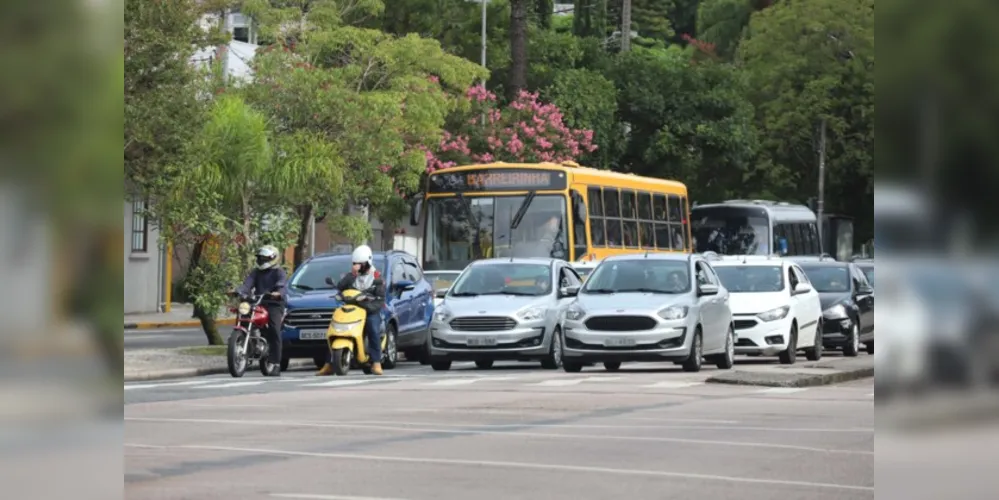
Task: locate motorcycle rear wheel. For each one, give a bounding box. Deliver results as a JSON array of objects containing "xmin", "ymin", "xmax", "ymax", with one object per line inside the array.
[
  {"xmin": 227, "ymin": 331, "xmax": 247, "ymax": 378},
  {"xmin": 331, "ymin": 348, "xmax": 352, "ymax": 376}
]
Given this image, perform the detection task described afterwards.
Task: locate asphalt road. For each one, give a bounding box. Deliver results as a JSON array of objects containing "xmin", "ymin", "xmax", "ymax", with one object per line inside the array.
[
  {"xmin": 125, "ymin": 361, "xmax": 873, "ymax": 500},
  {"xmin": 125, "ymin": 327, "xmax": 208, "ymax": 350}
]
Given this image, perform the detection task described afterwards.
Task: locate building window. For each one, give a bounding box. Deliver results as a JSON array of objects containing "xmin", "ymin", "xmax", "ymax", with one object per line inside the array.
[{"xmin": 132, "ymin": 199, "xmax": 148, "ymax": 253}]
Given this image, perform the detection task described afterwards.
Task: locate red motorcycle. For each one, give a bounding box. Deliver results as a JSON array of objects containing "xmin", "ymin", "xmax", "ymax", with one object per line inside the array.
[{"xmin": 227, "ymin": 293, "xmax": 281, "ymax": 377}]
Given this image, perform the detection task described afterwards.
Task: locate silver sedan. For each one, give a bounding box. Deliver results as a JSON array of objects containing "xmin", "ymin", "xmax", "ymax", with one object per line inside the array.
[
  {"xmin": 427, "ymin": 258, "xmax": 584, "ymax": 371},
  {"xmin": 561, "ymin": 253, "xmax": 736, "ymax": 373}
]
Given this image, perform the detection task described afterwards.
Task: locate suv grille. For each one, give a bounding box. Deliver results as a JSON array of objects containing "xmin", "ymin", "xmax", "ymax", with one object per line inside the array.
[
  {"xmin": 283, "ymin": 308, "xmax": 334, "ymax": 330},
  {"xmin": 585, "ymin": 316, "xmax": 657, "ymax": 332},
  {"xmin": 450, "ymin": 316, "xmax": 516, "ymax": 332}
]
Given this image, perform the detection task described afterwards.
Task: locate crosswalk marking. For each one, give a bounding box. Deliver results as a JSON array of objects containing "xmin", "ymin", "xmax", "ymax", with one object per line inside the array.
[
  {"xmin": 301, "ymin": 379, "xmax": 378, "ymax": 388},
  {"xmin": 755, "ymin": 388, "xmax": 806, "ymax": 395},
  {"xmin": 196, "ymin": 381, "xmax": 267, "ymax": 389},
  {"xmin": 644, "ymin": 381, "xmax": 703, "ymax": 389},
  {"xmin": 533, "ymin": 376, "xmax": 622, "ymax": 387},
  {"xmin": 426, "ymin": 376, "xmax": 518, "ymax": 386},
  {"xmin": 125, "ymin": 380, "xmax": 212, "ymax": 391}
]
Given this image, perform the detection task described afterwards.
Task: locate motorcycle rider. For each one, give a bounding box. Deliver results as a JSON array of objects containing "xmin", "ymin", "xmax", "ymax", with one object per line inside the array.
[
  {"xmin": 317, "ymin": 244, "xmax": 386, "ymax": 376},
  {"xmin": 235, "ymin": 245, "xmax": 287, "ymax": 376}
]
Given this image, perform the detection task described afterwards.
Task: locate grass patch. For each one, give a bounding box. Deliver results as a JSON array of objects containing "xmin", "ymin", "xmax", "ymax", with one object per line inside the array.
[{"xmin": 178, "ymin": 346, "xmax": 226, "ymax": 356}]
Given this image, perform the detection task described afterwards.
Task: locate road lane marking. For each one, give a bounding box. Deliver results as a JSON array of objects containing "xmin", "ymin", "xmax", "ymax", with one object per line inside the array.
[
  {"xmin": 272, "ymin": 494, "xmax": 410, "ymax": 500},
  {"xmin": 195, "ymin": 381, "xmax": 267, "ymax": 389},
  {"xmin": 425, "ymin": 376, "xmax": 518, "ymax": 386},
  {"xmin": 756, "ymin": 388, "xmax": 807, "ymax": 395},
  {"xmin": 124, "ymin": 417, "xmax": 872, "ymax": 455},
  {"xmin": 532, "ymin": 376, "xmax": 623, "ymax": 387},
  {"xmin": 301, "ymin": 379, "xmax": 380, "ymax": 388},
  {"xmin": 343, "ymin": 420, "xmax": 873, "ymax": 433},
  {"xmin": 125, "ymin": 443, "xmax": 873, "ymax": 492},
  {"xmin": 643, "ymin": 381, "xmax": 703, "ymax": 389},
  {"xmin": 382, "ymin": 408, "xmax": 742, "ymax": 424},
  {"xmin": 124, "ymin": 380, "xmax": 213, "ymax": 391}
]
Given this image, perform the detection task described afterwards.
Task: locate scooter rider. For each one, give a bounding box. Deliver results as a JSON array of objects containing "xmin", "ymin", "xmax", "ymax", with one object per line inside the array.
[
  {"xmin": 235, "ymin": 245, "xmax": 287, "ymax": 376},
  {"xmin": 317, "ymin": 244, "xmax": 386, "ymax": 376}
]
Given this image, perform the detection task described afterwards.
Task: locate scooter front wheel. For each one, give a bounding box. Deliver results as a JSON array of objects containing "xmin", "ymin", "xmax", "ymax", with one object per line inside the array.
[
  {"xmin": 227, "ymin": 331, "xmax": 247, "ymax": 378},
  {"xmin": 331, "ymin": 348, "xmax": 352, "ymax": 376}
]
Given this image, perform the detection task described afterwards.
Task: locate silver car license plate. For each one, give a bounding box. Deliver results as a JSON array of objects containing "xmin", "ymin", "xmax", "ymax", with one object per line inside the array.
[
  {"xmin": 467, "ymin": 337, "xmax": 498, "ymax": 346},
  {"xmin": 299, "ymin": 329, "xmax": 326, "ymax": 340},
  {"xmin": 604, "ymin": 337, "xmax": 636, "ymax": 347}
]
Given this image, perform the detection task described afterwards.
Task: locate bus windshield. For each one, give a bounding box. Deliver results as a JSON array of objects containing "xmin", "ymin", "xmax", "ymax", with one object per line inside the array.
[
  {"xmin": 424, "ymin": 194, "xmax": 569, "ymax": 271},
  {"xmin": 692, "ymin": 206, "xmax": 770, "ymax": 255}
]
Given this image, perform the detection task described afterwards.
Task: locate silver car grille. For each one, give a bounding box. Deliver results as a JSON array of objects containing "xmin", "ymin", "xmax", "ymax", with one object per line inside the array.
[
  {"xmin": 283, "ymin": 308, "xmax": 334, "ymax": 329},
  {"xmin": 449, "ymin": 316, "xmax": 517, "ymax": 332}
]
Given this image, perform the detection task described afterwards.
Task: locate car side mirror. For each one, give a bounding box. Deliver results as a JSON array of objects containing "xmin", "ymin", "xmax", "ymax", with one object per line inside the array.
[
  {"xmin": 792, "ymin": 283, "xmax": 812, "ymax": 295},
  {"xmin": 435, "ymin": 288, "xmax": 449, "ymax": 298},
  {"xmin": 559, "ymin": 285, "xmax": 580, "ymax": 298},
  {"xmin": 697, "ymin": 283, "xmax": 719, "ymax": 296},
  {"xmin": 325, "ymin": 276, "xmax": 335, "ymax": 286},
  {"xmin": 393, "ymin": 279, "xmax": 415, "ymax": 292},
  {"xmin": 856, "ymin": 284, "xmax": 873, "ymax": 295}
]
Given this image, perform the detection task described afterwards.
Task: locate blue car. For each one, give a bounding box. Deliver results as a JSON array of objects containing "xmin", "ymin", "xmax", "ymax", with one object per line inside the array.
[{"xmin": 280, "ymin": 250, "xmax": 435, "ymax": 370}]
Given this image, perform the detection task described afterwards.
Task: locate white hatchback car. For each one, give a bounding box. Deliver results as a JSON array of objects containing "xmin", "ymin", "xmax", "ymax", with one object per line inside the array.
[{"xmin": 710, "ymin": 256, "xmax": 823, "ymax": 364}]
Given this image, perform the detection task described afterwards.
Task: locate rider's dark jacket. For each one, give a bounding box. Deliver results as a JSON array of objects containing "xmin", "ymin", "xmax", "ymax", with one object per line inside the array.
[
  {"xmin": 336, "ymin": 269, "xmax": 385, "ymax": 315},
  {"xmin": 237, "ymin": 267, "xmax": 288, "ymax": 302}
]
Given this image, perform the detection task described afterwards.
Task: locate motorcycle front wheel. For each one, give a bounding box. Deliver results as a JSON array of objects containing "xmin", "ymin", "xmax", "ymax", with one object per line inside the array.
[
  {"xmin": 227, "ymin": 330, "xmax": 248, "ymax": 378},
  {"xmin": 331, "ymin": 348, "xmax": 352, "ymax": 376}
]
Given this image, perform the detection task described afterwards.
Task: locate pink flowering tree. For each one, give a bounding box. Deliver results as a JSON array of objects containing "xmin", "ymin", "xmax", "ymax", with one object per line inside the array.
[{"xmin": 423, "ymin": 85, "xmax": 597, "ymax": 173}]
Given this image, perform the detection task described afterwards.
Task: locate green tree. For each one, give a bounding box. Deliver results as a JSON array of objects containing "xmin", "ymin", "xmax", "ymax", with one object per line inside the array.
[
  {"xmin": 696, "ymin": 0, "xmax": 754, "ymax": 60},
  {"xmin": 542, "ymin": 68, "xmax": 622, "ymax": 168},
  {"xmin": 738, "ymin": 0, "xmax": 873, "ymax": 225}
]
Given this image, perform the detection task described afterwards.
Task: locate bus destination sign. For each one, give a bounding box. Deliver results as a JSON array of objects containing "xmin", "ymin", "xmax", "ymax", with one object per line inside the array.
[{"xmin": 428, "ymin": 168, "xmax": 567, "ymax": 193}]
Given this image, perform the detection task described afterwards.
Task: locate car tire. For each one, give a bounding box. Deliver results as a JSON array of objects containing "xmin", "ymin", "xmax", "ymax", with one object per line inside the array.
[
  {"xmin": 284, "ymin": 356, "xmax": 293, "ymax": 372},
  {"xmin": 475, "ymin": 360, "xmax": 494, "ymax": 369},
  {"xmin": 562, "ymin": 362, "xmax": 583, "ymax": 373},
  {"xmin": 431, "ymin": 360, "xmax": 452, "ymax": 371},
  {"xmin": 382, "ymin": 323, "xmax": 398, "ymax": 370},
  {"xmin": 714, "ymin": 326, "xmax": 735, "ymax": 370},
  {"xmin": 866, "ymin": 342, "xmax": 874, "ymax": 355},
  {"xmin": 682, "ymin": 329, "xmax": 703, "ymax": 373},
  {"xmin": 805, "ymin": 321, "xmax": 824, "ymax": 361},
  {"xmin": 603, "ymin": 361, "xmax": 621, "ymax": 372},
  {"xmin": 779, "ymin": 326, "xmax": 798, "ymax": 365},
  {"xmin": 843, "ymin": 323, "xmax": 860, "ymax": 357},
  {"xmin": 540, "ymin": 328, "xmax": 563, "ymax": 370}
]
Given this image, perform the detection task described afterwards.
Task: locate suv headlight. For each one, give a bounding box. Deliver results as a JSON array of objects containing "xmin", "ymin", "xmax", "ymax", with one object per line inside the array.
[
  {"xmin": 433, "ymin": 307, "xmax": 452, "ymax": 324},
  {"xmin": 565, "ymin": 303, "xmax": 586, "ymax": 321},
  {"xmin": 237, "ymin": 302, "xmax": 251, "ymax": 315},
  {"xmin": 517, "ymin": 305, "xmax": 547, "ymax": 322},
  {"xmin": 823, "ymin": 304, "xmax": 848, "ymax": 320},
  {"xmin": 658, "ymin": 305, "xmax": 689, "ymax": 320},
  {"xmin": 757, "ymin": 305, "xmax": 790, "ymax": 322}
]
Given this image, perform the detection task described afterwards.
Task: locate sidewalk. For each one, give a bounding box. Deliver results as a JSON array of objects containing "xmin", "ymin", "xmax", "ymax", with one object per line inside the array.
[
  {"xmin": 125, "ymin": 348, "xmax": 313, "ymax": 381},
  {"xmin": 124, "ymin": 304, "xmax": 234, "ymax": 330}
]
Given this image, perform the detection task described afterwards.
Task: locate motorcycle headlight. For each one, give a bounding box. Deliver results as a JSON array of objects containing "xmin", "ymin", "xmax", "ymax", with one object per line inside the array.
[
  {"xmin": 433, "ymin": 307, "xmax": 451, "ymax": 324},
  {"xmin": 517, "ymin": 306, "xmax": 547, "ymax": 322},
  {"xmin": 333, "ymin": 321, "xmax": 360, "ymax": 332},
  {"xmin": 757, "ymin": 305, "xmax": 790, "ymax": 322},
  {"xmin": 237, "ymin": 302, "xmax": 251, "ymax": 315},
  {"xmin": 823, "ymin": 304, "xmax": 848, "ymax": 320},
  {"xmin": 565, "ymin": 303, "xmax": 586, "ymax": 321},
  {"xmin": 658, "ymin": 305, "xmax": 689, "ymax": 320}
]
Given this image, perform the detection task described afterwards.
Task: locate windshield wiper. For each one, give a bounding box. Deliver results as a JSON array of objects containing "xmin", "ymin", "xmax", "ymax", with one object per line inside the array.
[
  {"xmin": 617, "ymin": 288, "xmax": 675, "ymax": 294},
  {"xmin": 510, "ymin": 190, "xmax": 537, "ymax": 230},
  {"xmin": 482, "ymin": 291, "xmax": 537, "ymax": 296},
  {"xmin": 583, "ymin": 288, "xmax": 616, "ymax": 294},
  {"xmin": 291, "ymin": 284, "xmax": 313, "ymax": 291},
  {"xmin": 451, "ymin": 292, "xmax": 479, "ymax": 297}
]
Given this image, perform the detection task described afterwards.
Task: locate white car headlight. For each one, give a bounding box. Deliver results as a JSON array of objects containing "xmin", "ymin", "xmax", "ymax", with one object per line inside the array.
[
  {"xmin": 757, "ymin": 305, "xmax": 790, "ymax": 322},
  {"xmin": 658, "ymin": 305, "xmax": 689, "ymax": 320},
  {"xmin": 517, "ymin": 306, "xmax": 547, "ymax": 322},
  {"xmin": 565, "ymin": 303, "xmax": 586, "ymax": 321},
  {"xmin": 237, "ymin": 302, "xmax": 251, "ymax": 315},
  {"xmin": 822, "ymin": 304, "xmax": 848, "ymax": 320},
  {"xmin": 433, "ymin": 307, "xmax": 452, "ymax": 324}
]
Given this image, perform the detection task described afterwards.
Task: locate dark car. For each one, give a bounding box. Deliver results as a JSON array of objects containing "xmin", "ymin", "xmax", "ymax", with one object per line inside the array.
[
  {"xmin": 279, "ymin": 250, "xmax": 435, "ymax": 369},
  {"xmin": 798, "ymin": 261, "xmax": 875, "ymax": 356}
]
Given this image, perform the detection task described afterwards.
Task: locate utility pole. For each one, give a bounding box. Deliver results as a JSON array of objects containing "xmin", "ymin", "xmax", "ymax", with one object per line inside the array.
[
  {"xmin": 620, "ymin": 0, "xmax": 632, "ymax": 52},
  {"xmin": 816, "ymin": 118, "xmax": 827, "ymax": 253}
]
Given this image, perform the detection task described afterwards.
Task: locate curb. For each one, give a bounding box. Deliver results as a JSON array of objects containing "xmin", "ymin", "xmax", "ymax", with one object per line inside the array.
[
  {"xmin": 705, "ymin": 366, "xmax": 875, "ymax": 388},
  {"xmin": 124, "ymin": 359, "xmax": 315, "ymax": 382},
  {"xmin": 124, "ymin": 319, "xmax": 235, "ymax": 330}
]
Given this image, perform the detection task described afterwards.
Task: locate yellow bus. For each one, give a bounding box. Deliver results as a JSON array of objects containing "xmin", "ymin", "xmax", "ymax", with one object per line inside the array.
[{"xmin": 410, "ymin": 161, "xmax": 692, "ymax": 271}]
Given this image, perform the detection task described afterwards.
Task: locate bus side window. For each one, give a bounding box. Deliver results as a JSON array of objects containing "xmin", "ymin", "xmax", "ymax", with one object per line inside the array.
[
  {"xmin": 638, "ymin": 192, "xmax": 654, "ymax": 250},
  {"xmin": 621, "ymin": 189, "xmax": 638, "ymax": 248},
  {"xmin": 588, "ymin": 187, "xmax": 606, "ymax": 247},
  {"xmin": 681, "ymin": 196, "xmax": 691, "ymax": 251},
  {"xmin": 571, "ymin": 190, "xmax": 588, "ymax": 258},
  {"xmin": 667, "ymin": 194, "xmax": 684, "ymax": 252},
  {"xmin": 653, "ymin": 194, "xmax": 670, "ymax": 250},
  {"xmin": 806, "ymin": 223, "xmax": 820, "ymax": 254},
  {"xmin": 774, "ymin": 224, "xmax": 787, "ymax": 255},
  {"xmin": 603, "ymin": 188, "xmax": 622, "ymax": 247}
]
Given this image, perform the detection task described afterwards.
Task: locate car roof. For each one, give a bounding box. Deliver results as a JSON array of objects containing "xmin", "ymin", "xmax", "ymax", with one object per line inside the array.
[
  {"xmin": 602, "ymin": 252, "xmax": 689, "ymax": 263},
  {"xmin": 796, "ymin": 260, "xmax": 850, "ymax": 269},
  {"xmin": 469, "ymin": 257, "xmax": 559, "ymax": 267},
  {"xmin": 710, "ymin": 258, "xmax": 787, "ymax": 268},
  {"xmin": 310, "ymin": 249, "xmax": 414, "ymax": 260}
]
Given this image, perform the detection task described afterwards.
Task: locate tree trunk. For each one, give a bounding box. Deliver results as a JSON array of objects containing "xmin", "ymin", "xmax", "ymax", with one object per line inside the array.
[
  {"xmin": 536, "ymin": 0, "xmax": 553, "ymax": 29},
  {"xmin": 188, "ymin": 239, "xmax": 223, "ymax": 345},
  {"xmin": 509, "ymin": 0, "xmax": 530, "ymax": 97},
  {"xmin": 293, "ymin": 204, "xmax": 314, "ymax": 270},
  {"xmin": 620, "ymin": 0, "xmax": 632, "ymax": 52}
]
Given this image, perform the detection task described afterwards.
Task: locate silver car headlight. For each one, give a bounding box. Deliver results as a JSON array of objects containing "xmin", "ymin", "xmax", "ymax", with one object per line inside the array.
[
  {"xmin": 757, "ymin": 305, "xmax": 790, "ymax": 322},
  {"xmin": 657, "ymin": 305, "xmax": 689, "ymax": 320},
  {"xmin": 565, "ymin": 303, "xmax": 586, "ymax": 321},
  {"xmin": 237, "ymin": 302, "xmax": 251, "ymax": 315},
  {"xmin": 433, "ymin": 306, "xmax": 452, "ymax": 324},
  {"xmin": 823, "ymin": 304, "xmax": 848, "ymax": 320},
  {"xmin": 517, "ymin": 305, "xmax": 547, "ymax": 322}
]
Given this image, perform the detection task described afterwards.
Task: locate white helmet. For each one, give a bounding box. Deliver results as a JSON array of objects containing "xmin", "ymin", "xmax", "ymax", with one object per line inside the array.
[
  {"xmin": 256, "ymin": 245, "xmax": 280, "ymax": 270},
  {"xmin": 351, "ymin": 244, "xmax": 374, "ymax": 268}
]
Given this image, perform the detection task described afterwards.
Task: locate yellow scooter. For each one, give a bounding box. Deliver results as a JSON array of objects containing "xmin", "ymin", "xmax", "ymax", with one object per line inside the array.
[{"xmin": 327, "ymin": 288, "xmax": 388, "ymax": 376}]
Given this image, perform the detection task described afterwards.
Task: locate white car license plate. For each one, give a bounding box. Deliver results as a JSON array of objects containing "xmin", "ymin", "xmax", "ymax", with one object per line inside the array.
[
  {"xmin": 604, "ymin": 337, "xmax": 636, "ymax": 347},
  {"xmin": 467, "ymin": 337, "xmax": 498, "ymax": 346},
  {"xmin": 299, "ymin": 329, "xmax": 326, "ymax": 340}
]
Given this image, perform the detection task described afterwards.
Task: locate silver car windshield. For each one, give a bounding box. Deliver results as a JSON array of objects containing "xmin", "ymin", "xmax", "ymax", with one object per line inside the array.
[
  {"xmin": 449, "ymin": 263, "xmax": 552, "ymax": 297},
  {"xmin": 582, "ymin": 260, "xmax": 690, "ymax": 294},
  {"xmin": 713, "ymin": 265, "xmax": 784, "ymax": 293}
]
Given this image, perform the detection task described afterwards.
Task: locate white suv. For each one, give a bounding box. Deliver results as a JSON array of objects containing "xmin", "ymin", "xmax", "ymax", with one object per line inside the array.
[{"xmin": 710, "ymin": 256, "xmax": 823, "ymax": 364}]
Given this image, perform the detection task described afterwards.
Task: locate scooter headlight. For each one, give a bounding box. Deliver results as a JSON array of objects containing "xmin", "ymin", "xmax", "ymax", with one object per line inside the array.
[
  {"xmin": 333, "ymin": 321, "xmax": 362, "ymax": 332},
  {"xmin": 237, "ymin": 302, "xmax": 251, "ymax": 315}
]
